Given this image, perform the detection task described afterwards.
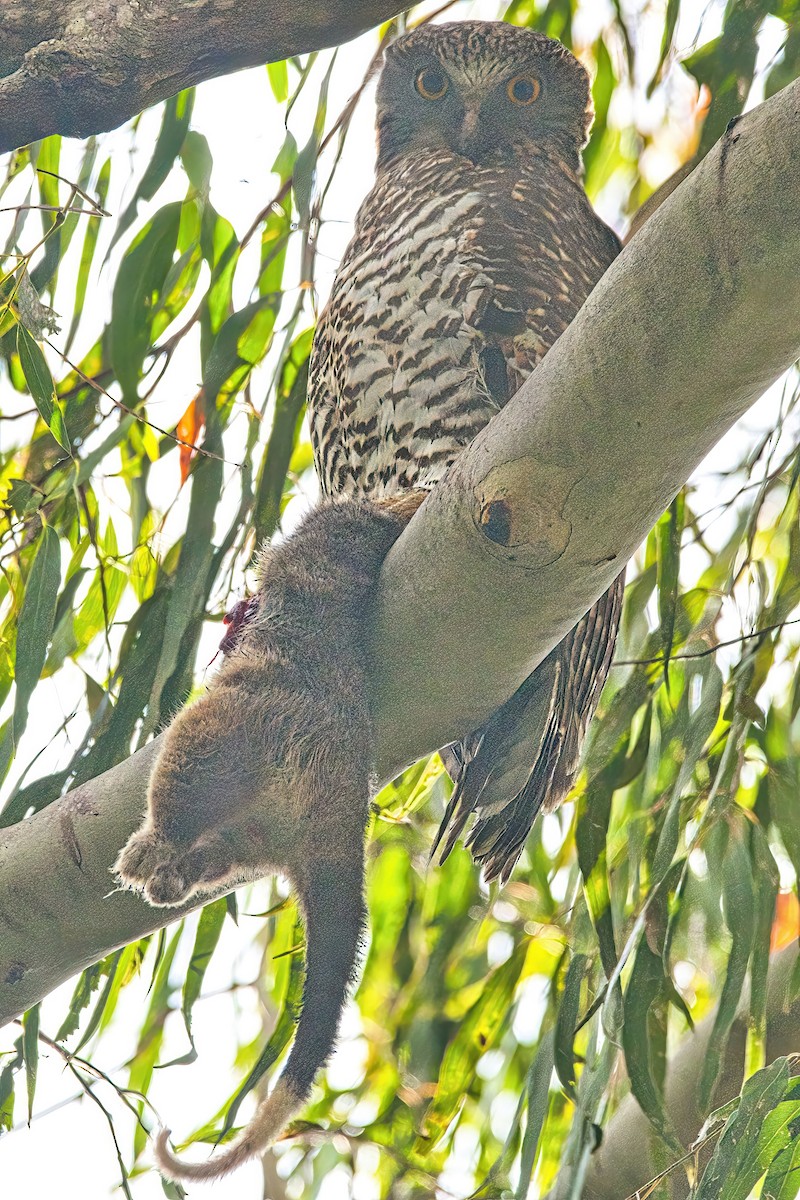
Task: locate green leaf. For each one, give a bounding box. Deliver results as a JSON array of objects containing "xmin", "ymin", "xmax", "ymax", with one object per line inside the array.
[
  {"xmin": 0, "ymin": 1037, "xmax": 23, "ymax": 1133},
  {"xmin": 576, "ymin": 774, "xmax": 618, "ymax": 982},
  {"xmin": 749, "ymin": 822, "xmax": 779, "ymax": 1063},
  {"xmin": 73, "ymin": 949, "xmax": 125, "ymax": 1054},
  {"xmin": 291, "ymin": 56, "xmax": 335, "ymax": 224},
  {"xmin": 200, "ymin": 207, "xmax": 239, "ymax": 344},
  {"xmin": 141, "ymin": 441, "xmax": 223, "ymax": 736},
  {"xmin": 515, "ymin": 1030, "xmax": 555, "ymax": 1199},
  {"xmin": 583, "ymin": 36, "xmax": 617, "ymax": 190},
  {"xmin": 70, "ymin": 528, "xmax": 128, "ymax": 655},
  {"xmin": 64, "ymin": 155, "xmax": 112, "ymax": 354},
  {"xmin": 0, "ymin": 525, "xmax": 62, "ymax": 783},
  {"xmin": 70, "ymin": 589, "xmax": 168, "ymax": 786},
  {"xmin": 656, "ymin": 492, "xmax": 684, "ymax": 686},
  {"xmin": 554, "ymin": 953, "xmax": 587, "ymax": 1100},
  {"xmin": 129, "ymin": 928, "xmax": 183, "ymax": 1160},
  {"xmin": 16, "ymin": 324, "xmax": 70, "ymax": 451},
  {"xmin": 202, "ymin": 296, "xmax": 278, "ymax": 402},
  {"xmin": 22, "ymin": 1004, "xmax": 40, "ymax": 1122},
  {"xmin": 267, "ymin": 60, "xmax": 289, "ymax": 103},
  {"xmin": 110, "ymin": 90, "xmax": 195, "ymax": 252},
  {"xmin": 699, "ymin": 825, "xmax": 757, "ymax": 1112},
  {"xmin": 110, "ymin": 202, "xmax": 182, "ymax": 403},
  {"xmin": 214, "ymin": 913, "xmax": 307, "ymax": 1143},
  {"xmin": 583, "ymin": 664, "xmax": 650, "ymax": 771},
  {"xmin": 765, "ymin": 22, "xmax": 800, "ymax": 99},
  {"xmin": 177, "ymin": 898, "xmax": 228, "ymax": 1061},
  {"xmin": 622, "ymin": 939, "xmax": 681, "ymax": 1151},
  {"xmin": 737, "ymin": 690, "xmax": 766, "ymax": 729},
  {"xmin": 762, "ymin": 1127, "xmax": 800, "ymax": 1199},
  {"xmin": 696, "ymin": 1059, "xmax": 800, "ymax": 1200},
  {"xmin": 253, "ymin": 334, "xmax": 312, "ymax": 544},
  {"xmin": 420, "ymin": 942, "xmax": 527, "ymax": 1148},
  {"xmin": 648, "ymin": 0, "xmax": 681, "ymax": 93},
  {"xmin": 55, "ymin": 952, "xmax": 122, "ymax": 1043}
]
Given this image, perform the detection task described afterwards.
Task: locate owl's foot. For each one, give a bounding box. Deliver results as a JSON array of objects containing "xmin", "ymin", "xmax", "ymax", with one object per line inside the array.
[{"xmin": 115, "ymin": 827, "xmax": 240, "ymax": 907}]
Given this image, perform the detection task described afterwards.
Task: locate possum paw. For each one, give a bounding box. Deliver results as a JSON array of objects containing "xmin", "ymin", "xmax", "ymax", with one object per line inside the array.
[
  {"xmin": 115, "ymin": 828, "xmax": 170, "ymax": 889},
  {"xmin": 144, "ymin": 861, "xmax": 193, "ymax": 906},
  {"xmin": 166, "ymin": 836, "xmax": 241, "ymax": 900},
  {"xmin": 115, "ymin": 827, "xmax": 242, "ymax": 908},
  {"xmin": 141, "ymin": 837, "xmax": 241, "ymax": 906},
  {"xmin": 115, "ymin": 829, "xmax": 193, "ymax": 907}
]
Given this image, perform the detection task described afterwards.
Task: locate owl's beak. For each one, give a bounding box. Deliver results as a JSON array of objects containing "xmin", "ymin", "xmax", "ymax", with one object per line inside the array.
[{"xmin": 457, "ymin": 105, "xmax": 485, "ymax": 162}]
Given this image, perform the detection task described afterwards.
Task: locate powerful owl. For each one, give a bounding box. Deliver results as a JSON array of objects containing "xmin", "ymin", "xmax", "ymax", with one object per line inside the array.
[{"xmin": 308, "ymin": 20, "xmax": 625, "ymax": 883}]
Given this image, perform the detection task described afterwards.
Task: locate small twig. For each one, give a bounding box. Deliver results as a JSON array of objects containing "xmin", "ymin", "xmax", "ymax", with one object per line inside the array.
[
  {"xmin": 35, "ymin": 168, "xmax": 111, "ymax": 217},
  {"xmin": 623, "ymin": 1131, "xmax": 717, "ymax": 1200},
  {"xmin": 612, "ymin": 615, "xmax": 800, "ymax": 668},
  {"xmin": 11, "ymin": 1020, "xmax": 158, "ymax": 1134},
  {"xmin": 0, "ymin": 407, "xmax": 37, "ymax": 420},
  {"xmin": 0, "ymin": 203, "xmax": 95, "ymax": 217},
  {"xmin": 45, "ymin": 339, "xmax": 243, "ymax": 469}
]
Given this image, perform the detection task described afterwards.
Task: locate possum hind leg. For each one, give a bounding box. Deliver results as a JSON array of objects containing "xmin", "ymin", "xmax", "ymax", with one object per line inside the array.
[{"xmin": 115, "ymin": 691, "xmax": 281, "ymax": 905}]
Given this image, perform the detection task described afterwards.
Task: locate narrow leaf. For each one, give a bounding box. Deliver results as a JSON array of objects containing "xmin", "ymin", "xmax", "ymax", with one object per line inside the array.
[
  {"xmin": 699, "ymin": 827, "xmax": 756, "ymax": 1111},
  {"xmin": 554, "ymin": 953, "xmax": 587, "ymax": 1099},
  {"xmin": 180, "ymin": 898, "xmax": 227, "ymax": 1058},
  {"xmin": 16, "ymin": 325, "xmax": 70, "ymax": 451},
  {"xmin": 420, "ymin": 942, "xmax": 527, "ymax": 1148},
  {"xmin": 1, "ymin": 525, "xmax": 62, "ymax": 782},
  {"xmin": 22, "ymin": 1004, "xmax": 40, "ymax": 1122},
  {"xmin": 515, "ymin": 1030, "xmax": 555, "ymax": 1199},
  {"xmin": 696, "ymin": 1059, "xmax": 797, "ymax": 1200}
]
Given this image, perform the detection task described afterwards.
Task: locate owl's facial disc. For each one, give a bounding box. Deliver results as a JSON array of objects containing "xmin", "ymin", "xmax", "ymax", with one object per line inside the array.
[
  {"xmin": 376, "ymin": 22, "xmax": 592, "ymax": 169},
  {"xmin": 389, "ymin": 64, "xmax": 549, "ymax": 164}
]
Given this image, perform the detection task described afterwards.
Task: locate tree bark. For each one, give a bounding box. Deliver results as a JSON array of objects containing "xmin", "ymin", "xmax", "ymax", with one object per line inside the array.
[
  {"xmin": 0, "ymin": 1, "xmax": 407, "ymax": 153},
  {"xmin": 0, "ymin": 80, "xmax": 798, "ymax": 1025}
]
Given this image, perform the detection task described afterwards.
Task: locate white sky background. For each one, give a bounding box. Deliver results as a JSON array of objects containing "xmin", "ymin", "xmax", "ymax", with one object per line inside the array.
[{"xmin": 0, "ymin": 1, "xmax": 798, "ymax": 1197}]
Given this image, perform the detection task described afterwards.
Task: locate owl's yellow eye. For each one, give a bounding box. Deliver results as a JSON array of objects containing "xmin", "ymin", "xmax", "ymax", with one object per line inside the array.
[
  {"xmin": 415, "ymin": 67, "xmax": 448, "ymax": 100},
  {"xmin": 507, "ymin": 74, "xmax": 541, "ymax": 105}
]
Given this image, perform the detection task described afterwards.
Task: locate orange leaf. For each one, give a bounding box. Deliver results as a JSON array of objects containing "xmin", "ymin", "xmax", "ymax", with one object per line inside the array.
[
  {"xmin": 771, "ymin": 890, "xmax": 799, "ymax": 952},
  {"xmin": 176, "ymin": 389, "xmax": 206, "ymax": 484}
]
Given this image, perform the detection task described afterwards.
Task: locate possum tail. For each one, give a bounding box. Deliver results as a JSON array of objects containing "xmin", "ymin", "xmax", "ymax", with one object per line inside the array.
[{"xmin": 154, "ymin": 850, "xmax": 367, "ymax": 1182}]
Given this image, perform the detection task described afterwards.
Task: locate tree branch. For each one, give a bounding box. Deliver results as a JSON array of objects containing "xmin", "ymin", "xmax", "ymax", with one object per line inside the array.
[
  {"xmin": 0, "ymin": 1, "xmax": 407, "ymax": 153},
  {"xmin": 0, "ymin": 80, "xmax": 799, "ymax": 1025}
]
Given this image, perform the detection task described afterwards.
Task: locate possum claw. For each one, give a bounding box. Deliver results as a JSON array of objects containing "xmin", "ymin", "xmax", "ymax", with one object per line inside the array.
[{"xmin": 114, "ymin": 828, "xmax": 170, "ymax": 888}]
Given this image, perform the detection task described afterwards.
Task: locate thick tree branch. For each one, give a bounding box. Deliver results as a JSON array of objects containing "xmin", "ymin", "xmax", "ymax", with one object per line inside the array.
[
  {"xmin": 0, "ymin": 81, "xmax": 799, "ymax": 1024},
  {"xmin": 0, "ymin": 1, "xmax": 407, "ymax": 153}
]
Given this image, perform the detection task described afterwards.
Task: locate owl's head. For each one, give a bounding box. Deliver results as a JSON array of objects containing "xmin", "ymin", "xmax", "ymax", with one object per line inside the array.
[{"xmin": 375, "ymin": 21, "xmax": 592, "ymax": 170}]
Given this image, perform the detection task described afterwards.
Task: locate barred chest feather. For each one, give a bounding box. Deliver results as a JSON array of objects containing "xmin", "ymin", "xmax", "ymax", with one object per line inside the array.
[{"xmin": 308, "ymin": 146, "xmax": 620, "ymax": 498}]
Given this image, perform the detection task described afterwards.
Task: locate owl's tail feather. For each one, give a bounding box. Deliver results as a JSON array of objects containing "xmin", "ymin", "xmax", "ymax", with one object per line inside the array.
[
  {"xmin": 434, "ymin": 653, "xmax": 562, "ymax": 884},
  {"xmin": 154, "ymin": 852, "xmax": 366, "ymax": 1183},
  {"xmin": 435, "ymin": 573, "xmax": 625, "ymax": 885}
]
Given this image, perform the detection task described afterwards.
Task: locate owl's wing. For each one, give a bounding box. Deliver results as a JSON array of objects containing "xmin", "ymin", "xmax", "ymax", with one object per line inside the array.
[
  {"xmin": 433, "ymin": 197, "xmax": 624, "ymax": 882},
  {"xmin": 434, "ymin": 570, "xmax": 625, "ymax": 884},
  {"xmin": 478, "ymin": 184, "xmax": 623, "ymax": 381}
]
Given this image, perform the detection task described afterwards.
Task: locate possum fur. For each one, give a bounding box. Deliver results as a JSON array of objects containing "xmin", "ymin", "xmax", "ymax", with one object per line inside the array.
[{"xmin": 114, "ymin": 490, "xmax": 425, "ymax": 1182}]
